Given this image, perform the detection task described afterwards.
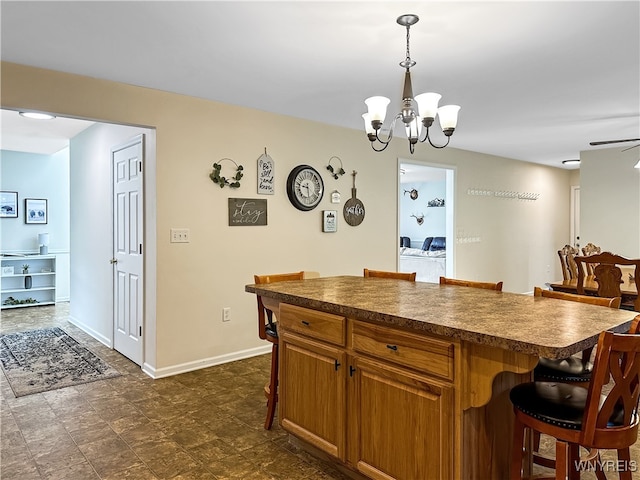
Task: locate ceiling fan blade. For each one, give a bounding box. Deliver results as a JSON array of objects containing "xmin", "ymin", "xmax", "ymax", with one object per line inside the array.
[
  {"xmin": 589, "ymin": 138, "xmax": 640, "ymax": 146},
  {"xmin": 621, "ymin": 144, "xmax": 640, "ymax": 152}
]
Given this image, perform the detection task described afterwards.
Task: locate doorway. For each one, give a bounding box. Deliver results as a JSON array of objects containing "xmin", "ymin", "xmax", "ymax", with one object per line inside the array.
[
  {"xmin": 398, "ymin": 160, "xmax": 455, "ymax": 282},
  {"xmin": 0, "ymin": 109, "xmax": 155, "ymax": 369}
]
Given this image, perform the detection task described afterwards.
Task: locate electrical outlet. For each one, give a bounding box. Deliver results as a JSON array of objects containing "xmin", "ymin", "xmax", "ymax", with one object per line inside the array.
[
  {"xmin": 222, "ymin": 307, "xmax": 231, "ymax": 322},
  {"xmin": 170, "ymin": 228, "xmax": 190, "ymax": 243}
]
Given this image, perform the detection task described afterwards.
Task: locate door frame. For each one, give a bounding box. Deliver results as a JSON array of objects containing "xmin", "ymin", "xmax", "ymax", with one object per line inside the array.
[{"xmin": 397, "ymin": 158, "xmax": 456, "ymax": 278}]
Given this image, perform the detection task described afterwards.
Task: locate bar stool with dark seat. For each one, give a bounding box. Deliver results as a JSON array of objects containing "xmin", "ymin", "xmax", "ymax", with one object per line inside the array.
[
  {"xmin": 510, "ymin": 315, "xmax": 640, "ymax": 480},
  {"xmin": 533, "ymin": 287, "xmax": 621, "ymax": 387},
  {"xmin": 254, "ymin": 271, "xmax": 305, "ymax": 429}
]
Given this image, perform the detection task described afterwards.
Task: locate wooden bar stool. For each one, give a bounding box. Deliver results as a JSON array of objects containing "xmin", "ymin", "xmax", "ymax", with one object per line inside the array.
[
  {"xmin": 510, "ymin": 316, "xmax": 640, "ymax": 480},
  {"xmin": 363, "ymin": 268, "xmax": 416, "ymax": 281},
  {"xmin": 254, "ymin": 271, "xmax": 305, "ymax": 429},
  {"xmin": 439, "ymin": 276, "xmax": 503, "ymax": 291}
]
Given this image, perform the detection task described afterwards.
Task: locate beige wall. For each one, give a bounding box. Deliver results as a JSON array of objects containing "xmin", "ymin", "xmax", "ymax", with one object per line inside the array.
[
  {"xmin": 580, "ymin": 147, "xmax": 640, "ymax": 257},
  {"xmin": 1, "ymin": 62, "xmax": 572, "ymax": 375}
]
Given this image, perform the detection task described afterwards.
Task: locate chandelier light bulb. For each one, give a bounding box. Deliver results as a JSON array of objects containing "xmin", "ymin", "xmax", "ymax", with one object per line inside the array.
[
  {"xmin": 437, "ymin": 105, "xmax": 461, "ymax": 132},
  {"xmin": 415, "ymin": 92, "xmax": 442, "ymax": 121},
  {"xmin": 364, "ymin": 96, "xmax": 391, "ymax": 124}
]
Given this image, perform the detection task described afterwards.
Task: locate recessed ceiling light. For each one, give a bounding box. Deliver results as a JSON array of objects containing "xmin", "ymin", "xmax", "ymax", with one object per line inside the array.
[
  {"xmin": 19, "ymin": 111, "xmax": 56, "ymax": 120},
  {"xmin": 562, "ymin": 159, "xmax": 580, "ymax": 165}
]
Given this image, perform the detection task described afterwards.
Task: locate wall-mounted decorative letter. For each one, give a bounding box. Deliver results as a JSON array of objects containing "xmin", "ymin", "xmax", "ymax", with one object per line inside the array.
[{"xmin": 257, "ymin": 148, "xmax": 274, "ymax": 194}]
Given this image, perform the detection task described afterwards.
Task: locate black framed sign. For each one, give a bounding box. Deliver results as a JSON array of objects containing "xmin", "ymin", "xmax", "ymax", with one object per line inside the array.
[
  {"xmin": 0, "ymin": 191, "xmax": 18, "ymax": 218},
  {"xmin": 25, "ymin": 198, "xmax": 48, "ymax": 224}
]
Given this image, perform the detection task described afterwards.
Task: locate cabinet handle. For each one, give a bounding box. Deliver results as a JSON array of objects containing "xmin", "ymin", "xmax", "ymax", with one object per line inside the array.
[
  {"xmin": 335, "ymin": 360, "xmax": 341, "ymax": 371},
  {"xmin": 386, "ymin": 344, "xmax": 398, "ymax": 351},
  {"xmin": 301, "ymin": 320, "xmax": 310, "ymax": 326},
  {"xmin": 349, "ymin": 365, "xmax": 356, "ymax": 377}
]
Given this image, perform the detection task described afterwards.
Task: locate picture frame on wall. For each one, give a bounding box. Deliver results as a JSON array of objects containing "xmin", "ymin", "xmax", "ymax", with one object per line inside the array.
[
  {"xmin": 322, "ymin": 210, "xmax": 337, "ymax": 232},
  {"xmin": 0, "ymin": 191, "xmax": 18, "ymax": 218},
  {"xmin": 24, "ymin": 198, "xmax": 48, "ymax": 224}
]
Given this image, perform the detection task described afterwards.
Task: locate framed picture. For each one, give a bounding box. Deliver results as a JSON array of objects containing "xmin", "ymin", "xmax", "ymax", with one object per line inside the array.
[
  {"xmin": 24, "ymin": 198, "xmax": 48, "ymax": 224},
  {"xmin": 323, "ymin": 210, "xmax": 337, "ymax": 232},
  {"xmin": 0, "ymin": 191, "xmax": 18, "ymax": 218}
]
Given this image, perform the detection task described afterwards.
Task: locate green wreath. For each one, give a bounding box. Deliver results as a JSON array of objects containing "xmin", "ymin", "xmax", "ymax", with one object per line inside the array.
[{"xmin": 210, "ymin": 158, "xmax": 243, "ymax": 188}]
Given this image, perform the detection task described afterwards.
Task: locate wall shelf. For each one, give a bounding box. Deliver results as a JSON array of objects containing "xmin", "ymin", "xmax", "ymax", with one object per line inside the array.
[{"xmin": 1, "ymin": 255, "xmax": 56, "ymax": 309}]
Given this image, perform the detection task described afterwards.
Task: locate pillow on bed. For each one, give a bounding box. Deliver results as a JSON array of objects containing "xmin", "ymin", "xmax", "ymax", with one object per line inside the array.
[
  {"xmin": 429, "ymin": 237, "xmax": 446, "ymax": 251},
  {"xmin": 421, "ymin": 237, "xmax": 434, "ymax": 251}
]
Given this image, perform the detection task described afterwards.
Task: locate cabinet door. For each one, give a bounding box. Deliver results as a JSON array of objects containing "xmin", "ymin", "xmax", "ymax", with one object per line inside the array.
[
  {"xmin": 280, "ymin": 331, "xmax": 347, "ymax": 461},
  {"xmin": 350, "ymin": 356, "xmax": 454, "ymax": 480}
]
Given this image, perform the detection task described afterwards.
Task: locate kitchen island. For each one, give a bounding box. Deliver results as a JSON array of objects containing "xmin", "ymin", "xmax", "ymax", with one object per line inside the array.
[{"xmin": 245, "ymin": 276, "xmax": 637, "ymax": 480}]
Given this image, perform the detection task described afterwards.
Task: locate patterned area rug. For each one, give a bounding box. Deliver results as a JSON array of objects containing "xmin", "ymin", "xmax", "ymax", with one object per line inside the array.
[{"xmin": 0, "ymin": 327, "xmax": 121, "ymax": 397}]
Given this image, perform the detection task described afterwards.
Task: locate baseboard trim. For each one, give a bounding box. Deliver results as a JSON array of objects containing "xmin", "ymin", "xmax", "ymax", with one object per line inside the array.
[
  {"xmin": 141, "ymin": 344, "xmax": 272, "ymax": 379},
  {"xmin": 67, "ymin": 315, "xmax": 113, "ymax": 348}
]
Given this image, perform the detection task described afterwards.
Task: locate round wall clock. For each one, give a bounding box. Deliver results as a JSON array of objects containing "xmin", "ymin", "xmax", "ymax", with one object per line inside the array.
[{"xmin": 286, "ymin": 165, "xmax": 324, "ymax": 211}]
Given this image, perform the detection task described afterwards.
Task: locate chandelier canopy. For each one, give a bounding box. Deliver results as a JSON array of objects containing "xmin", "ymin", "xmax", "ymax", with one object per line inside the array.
[{"xmin": 362, "ymin": 14, "xmax": 460, "ymax": 153}]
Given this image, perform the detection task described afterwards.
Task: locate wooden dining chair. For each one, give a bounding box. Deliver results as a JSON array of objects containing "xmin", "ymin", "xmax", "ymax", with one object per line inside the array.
[
  {"xmin": 439, "ymin": 276, "xmax": 503, "ymax": 291},
  {"xmin": 510, "ymin": 315, "xmax": 640, "ymax": 480},
  {"xmin": 581, "ymin": 242, "xmax": 602, "ymax": 276},
  {"xmin": 575, "ymin": 251, "xmax": 640, "ymax": 311},
  {"xmin": 558, "ymin": 244, "xmax": 579, "ymax": 281},
  {"xmin": 363, "ymin": 269, "xmax": 416, "ymax": 281},
  {"xmin": 254, "ymin": 271, "xmax": 305, "ymax": 429}
]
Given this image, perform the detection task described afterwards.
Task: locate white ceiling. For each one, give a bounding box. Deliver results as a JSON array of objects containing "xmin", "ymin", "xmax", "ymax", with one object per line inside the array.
[{"xmin": 1, "ymin": 1, "xmax": 638, "ymax": 168}]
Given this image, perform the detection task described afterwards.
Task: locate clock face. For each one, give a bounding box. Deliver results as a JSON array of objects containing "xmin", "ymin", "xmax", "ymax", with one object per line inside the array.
[{"xmin": 286, "ymin": 165, "xmax": 324, "ymax": 211}]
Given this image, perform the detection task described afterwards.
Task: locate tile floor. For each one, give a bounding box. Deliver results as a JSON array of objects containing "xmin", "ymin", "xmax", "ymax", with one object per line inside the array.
[
  {"xmin": 1, "ymin": 304, "xmax": 638, "ymax": 479},
  {"xmin": 1, "ymin": 304, "xmax": 351, "ymax": 480}
]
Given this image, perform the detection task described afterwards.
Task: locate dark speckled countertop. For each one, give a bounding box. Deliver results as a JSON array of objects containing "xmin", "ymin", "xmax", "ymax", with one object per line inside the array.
[{"xmin": 246, "ymin": 276, "xmax": 638, "ymax": 359}]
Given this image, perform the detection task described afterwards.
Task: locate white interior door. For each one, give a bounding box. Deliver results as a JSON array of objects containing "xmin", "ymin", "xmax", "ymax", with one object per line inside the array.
[
  {"xmin": 112, "ymin": 135, "xmax": 144, "ymax": 365},
  {"xmin": 570, "ymin": 186, "xmax": 580, "ymax": 250}
]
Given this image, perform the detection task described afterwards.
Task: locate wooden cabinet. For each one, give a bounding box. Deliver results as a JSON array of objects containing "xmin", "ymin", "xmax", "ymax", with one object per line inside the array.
[
  {"xmin": 350, "ymin": 356, "xmax": 453, "ymax": 480},
  {"xmin": 1, "ymin": 255, "xmax": 56, "ymax": 309},
  {"xmin": 279, "ymin": 304, "xmax": 456, "ymax": 480},
  {"xmin": 280, "ymin": 332, "xmax": 347, "ymax": 460}
]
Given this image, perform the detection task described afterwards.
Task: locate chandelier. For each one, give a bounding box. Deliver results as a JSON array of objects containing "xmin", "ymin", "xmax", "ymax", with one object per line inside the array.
[{"xmin": 362, "ymin": 14, "xmax": 460, "ymax": 154}]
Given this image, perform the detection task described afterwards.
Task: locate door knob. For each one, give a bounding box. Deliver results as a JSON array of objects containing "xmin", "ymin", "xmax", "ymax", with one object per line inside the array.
[{"xmin": 110, "ymin": 258, "xmax": 118, "ymax": 264}]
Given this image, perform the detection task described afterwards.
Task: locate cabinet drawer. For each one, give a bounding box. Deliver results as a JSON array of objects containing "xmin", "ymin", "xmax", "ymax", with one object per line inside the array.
[
  {"xmin": 280, "ymin": 304, "xmax": 346, "ymax": 346},
  {"xmin": 352, "ymin": 321, "xmax": 454, "ymax": 381}
]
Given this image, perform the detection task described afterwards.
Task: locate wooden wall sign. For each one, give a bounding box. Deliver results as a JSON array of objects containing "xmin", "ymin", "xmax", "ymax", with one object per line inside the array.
[
  {"xmin": 257, "ymin": 151, "xmax": 274, "ymax": 195},
  {"xmin": 228, "ymin": 198, "xmax": 267, "ymax": 226},
  {"xmin": 343, "ymin": 170, "xmax": 365, "ymax": 226}
]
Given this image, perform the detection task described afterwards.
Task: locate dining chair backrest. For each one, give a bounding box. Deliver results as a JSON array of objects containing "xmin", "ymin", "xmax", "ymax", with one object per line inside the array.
[
  {"xmin": 533, "ymin": 286, "xmax": 621, "ymax": 309},
  {"xmin": 363, "ymin": 269, "xmax": 416, "ymax": 281},
  {"xmin": 581, "ymin": 242, "xmax": 602, "ymax": 275},
  {"xmin": 439, "ymin": 276, "xmax": 503, "ymax": 291},
  {"xmin": 558, "ymin": 244, "xmax": 579, "ymax": 281},
  {"xmin": 580, "ymin": 316, "xmax": 640, "ymax": 448},
  {"xmin": 574, "ymin": 252, "xmax": 640, "ymax": 311},
  {"xmin": 254, "ymin": 271, "xmax": 305, "ymax": 340}
]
